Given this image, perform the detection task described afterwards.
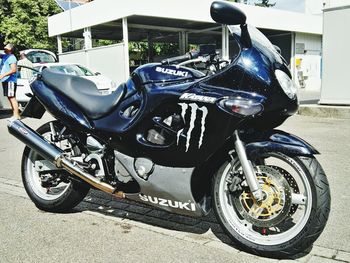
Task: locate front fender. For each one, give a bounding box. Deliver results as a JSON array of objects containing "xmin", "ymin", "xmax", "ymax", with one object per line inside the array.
[{"xmin": 245, "ymin": 129, "xmax": 319, "ymax": 159}]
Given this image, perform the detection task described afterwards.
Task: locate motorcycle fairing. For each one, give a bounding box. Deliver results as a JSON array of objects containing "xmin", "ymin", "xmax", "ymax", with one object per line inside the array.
[
  {"xmin": 94, "ymin": 80, "xmax": 258, "ymax": 167},
  {"xmin": 131, "ymin": 63, "xmax": 205, "ymax": 85},
  {"xmin": 245, "ymin": 129, "xmax": 319, "ymax": 159},
  {"xmin": 115, "ymin": 151, "xmax": 209, "ymax": 217}
]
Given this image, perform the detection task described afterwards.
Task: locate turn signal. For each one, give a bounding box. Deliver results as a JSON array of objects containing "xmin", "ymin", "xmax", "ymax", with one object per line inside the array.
[{"xmin": 219, "ymin": 98, "xmax": 263, "ymax": 116}]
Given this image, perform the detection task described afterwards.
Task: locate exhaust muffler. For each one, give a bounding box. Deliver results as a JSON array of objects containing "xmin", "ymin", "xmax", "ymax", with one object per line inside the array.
[{"xmin": 7, "ymin": 119, "xmax": 124, "ymax": 198}]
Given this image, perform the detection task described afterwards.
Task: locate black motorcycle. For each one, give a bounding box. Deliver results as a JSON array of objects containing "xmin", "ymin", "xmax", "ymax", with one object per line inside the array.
[{"xmin": 8, "ymin": 1, "xmax": 330, "ymax": 258}]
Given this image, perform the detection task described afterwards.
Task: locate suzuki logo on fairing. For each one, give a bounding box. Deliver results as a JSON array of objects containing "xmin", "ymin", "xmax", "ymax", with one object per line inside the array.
[
  {"xmin": 179, "ymin": 93, "xmax": 217, "ymax": 104},
  {"xmin": 139, "ymin": 194, "xmax": 196, "ymax": 211},
  {"xmin": 155, "ymin": 67, "xmax": 189, "ymax": 77},
  {"xmin": 177, "ymin": 103, "xmax": 208, "ymax": 152}
]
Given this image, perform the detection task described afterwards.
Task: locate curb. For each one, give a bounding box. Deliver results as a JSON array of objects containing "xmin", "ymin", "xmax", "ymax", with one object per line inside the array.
[{"xmin": 298, "ymin": 105, "xmax": 350, "ymax": 119}]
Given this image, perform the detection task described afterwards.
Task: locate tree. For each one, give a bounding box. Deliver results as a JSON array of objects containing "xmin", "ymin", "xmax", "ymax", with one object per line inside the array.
[
  {"xmin": 255, "ymin": 0, "xmax": 276, "ymax": 7},
  {"xmin": 0, "ymin": 0, "xmax": 61, "ymax": 52}
]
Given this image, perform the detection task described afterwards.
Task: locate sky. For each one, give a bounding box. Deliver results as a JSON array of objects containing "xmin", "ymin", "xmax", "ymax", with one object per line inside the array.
[{"xmin": 247, "ymin": 0, "xmax": 305, "ymax": 12}]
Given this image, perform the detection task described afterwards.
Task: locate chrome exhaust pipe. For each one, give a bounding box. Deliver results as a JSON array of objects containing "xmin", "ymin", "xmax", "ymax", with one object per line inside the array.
[{"xmin": 7, "ymin": 119, "xmax": 124, "ymax": 198}]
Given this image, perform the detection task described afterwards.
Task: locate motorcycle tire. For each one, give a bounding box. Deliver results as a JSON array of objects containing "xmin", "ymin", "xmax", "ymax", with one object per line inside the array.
[
  {"xmin": 212, "ymin": 153, "xmax": 330, "ymax": 258},
  {"xmin": 21, "ymin": 122, "xmax": 90, "ymax": 213}
]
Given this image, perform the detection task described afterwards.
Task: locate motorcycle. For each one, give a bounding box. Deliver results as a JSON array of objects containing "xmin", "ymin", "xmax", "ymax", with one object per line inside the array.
[{"xmin": 8, "ymin": 1, "xmax": 330, "ymax": 258}]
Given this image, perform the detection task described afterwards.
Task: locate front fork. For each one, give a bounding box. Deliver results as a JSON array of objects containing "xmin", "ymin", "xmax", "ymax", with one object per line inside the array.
[{"xmin": 232, "ymin": 130, "xmax": 263, "ymax": 201}]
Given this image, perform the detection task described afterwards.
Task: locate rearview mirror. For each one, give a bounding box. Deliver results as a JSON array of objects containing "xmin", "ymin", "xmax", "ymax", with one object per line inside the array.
[{"xmin": 210, "ymin": 1, "xmax": 246, "ymax": 25}]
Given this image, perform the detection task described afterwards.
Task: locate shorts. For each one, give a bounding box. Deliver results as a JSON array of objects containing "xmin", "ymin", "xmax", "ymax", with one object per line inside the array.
[{"xmin": 2, "ymin": 82, "xmax": 17, "ymax": 97}]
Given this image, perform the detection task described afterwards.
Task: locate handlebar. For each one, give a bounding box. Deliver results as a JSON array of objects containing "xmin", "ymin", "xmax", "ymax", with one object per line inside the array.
[{"xmin": 161, "ymin": 51, "xmax": 199, "ymax": 65}]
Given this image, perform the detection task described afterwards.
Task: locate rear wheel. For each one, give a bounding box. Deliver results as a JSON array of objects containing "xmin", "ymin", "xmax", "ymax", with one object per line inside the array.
[
  {"xmin": 212, "ymin": 152, "xmax": 330, "ymax": 258},
  {"xmin": 21, "ymin": 121, "xmax": 89, "ymax": 212}
]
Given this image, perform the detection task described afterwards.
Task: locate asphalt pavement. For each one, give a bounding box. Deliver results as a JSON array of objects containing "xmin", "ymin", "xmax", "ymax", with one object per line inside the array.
[{"xmin": 0, "ymin": 113, "xmax": 349, "ymax": 263}]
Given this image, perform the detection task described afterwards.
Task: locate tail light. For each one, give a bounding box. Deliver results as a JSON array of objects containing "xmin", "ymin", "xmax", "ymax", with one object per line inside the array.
[{"xmin": 218, "ymin": 98, "xmax": 263, "ymax": 116}]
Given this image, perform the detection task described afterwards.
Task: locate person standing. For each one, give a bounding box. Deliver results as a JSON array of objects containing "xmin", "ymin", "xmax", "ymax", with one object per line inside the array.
[
  {"xmin": 0, "ymin": 44, "xmax": 20, "ymax": 119},
  {"xmin": 18, "ymin": 51, "xmax": 34, "ymax": 80}
]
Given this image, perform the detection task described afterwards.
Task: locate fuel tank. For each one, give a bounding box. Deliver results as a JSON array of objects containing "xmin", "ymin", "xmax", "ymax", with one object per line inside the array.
[{"xmin": 131, "ymin": 63, "xmax": 205, "ymax": 85}]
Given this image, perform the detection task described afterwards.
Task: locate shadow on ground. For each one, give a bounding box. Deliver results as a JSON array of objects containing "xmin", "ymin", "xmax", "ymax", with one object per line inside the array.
[
  {"xmin": 72, "ymin": 189, "xmax": 310, "ymax": 260},
  {"xmin": 75, "ymin": 189, "xmax": 235, "ymax": 245},
  {"xmin": 0, "ymin": 111, "xmax": 12, "ymax": 119}
]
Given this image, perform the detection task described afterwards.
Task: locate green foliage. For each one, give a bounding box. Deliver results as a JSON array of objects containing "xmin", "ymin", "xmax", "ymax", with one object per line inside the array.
[
  {"xmin": 255, "ymin": 0, "xmax": 276, "ymax": 7},
  {"xmin": 0, "ymin": 0, "xmax": 61, "ymax": 52},
  {"xmin": 129, "ymin": 41, "xmax": 179, "ymax": 61},
  {"xmin": 93, "ymin": 39, "xmax": 117, "ymax": 48}
]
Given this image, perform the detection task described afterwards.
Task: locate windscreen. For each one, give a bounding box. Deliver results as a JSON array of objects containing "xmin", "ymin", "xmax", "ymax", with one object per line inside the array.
[
  {"xmin": 26, "ymin": 51, "xmax": 57, "ymax": 64},
  {"xmin": 228, "ymin": 25, "xmax": 282, "ymax": 63},
  {"xmin": 50, "ymin": 64, "xmax": 95, "ymax": 76}
]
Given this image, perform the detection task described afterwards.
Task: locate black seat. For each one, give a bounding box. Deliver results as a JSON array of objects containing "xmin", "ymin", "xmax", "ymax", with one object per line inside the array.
[{"xmin": 41, "ymin": 69, "xmax": 126, "ymax": 120}]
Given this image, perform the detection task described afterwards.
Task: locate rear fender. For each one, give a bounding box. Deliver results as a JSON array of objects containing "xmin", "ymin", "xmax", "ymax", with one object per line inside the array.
[
  {"xmin": 245, "ymin": 129, "xmax": 319, "ymax": 159},
  {"xmin": 21, "ymin": 96, "xmax": 46, "ymax": 119}
]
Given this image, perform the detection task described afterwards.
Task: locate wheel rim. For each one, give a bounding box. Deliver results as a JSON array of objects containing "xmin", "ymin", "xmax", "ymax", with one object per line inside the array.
[
  {"xmin": 24, "ymin": 131, "xmax": 71, "ymax": 201},
  {"xmin": 217, "ymin": 152, "xmax": 313, "ymax": 246}
]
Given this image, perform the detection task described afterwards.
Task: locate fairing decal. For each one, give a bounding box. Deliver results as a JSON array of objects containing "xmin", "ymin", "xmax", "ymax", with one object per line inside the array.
[{"xmin": 178, "ymin": 103, "xmax": 209, "ymax": 152}]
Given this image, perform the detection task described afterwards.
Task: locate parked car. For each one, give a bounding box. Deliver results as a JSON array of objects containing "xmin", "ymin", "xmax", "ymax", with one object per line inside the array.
[
  {"xmin": 36, "ymin": 63, "xmax": 117, "ymax": 92},
  {"xmin": 22, "ymin": 49, "xmax": 58, "ymax": 65},
  {"xmin": 16, "ymin": 62, "xmax": 117, "ymax": 107},
  {"xmin": 16, "ymin": 49, "xmax": 58, "ymax": 107}
]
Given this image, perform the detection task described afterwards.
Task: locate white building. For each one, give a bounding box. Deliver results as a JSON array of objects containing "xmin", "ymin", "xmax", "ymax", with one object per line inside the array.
[
  {"xmin": 305, "ymin": 0, "xmax": 350, "ymax": 14},
  {"xmin": 47, "ymin": 0, "xmax": 323, "ymax": 91},
  {"xmin": 319, "ymin": 3, "xmax": 350, "ymax": 105}
]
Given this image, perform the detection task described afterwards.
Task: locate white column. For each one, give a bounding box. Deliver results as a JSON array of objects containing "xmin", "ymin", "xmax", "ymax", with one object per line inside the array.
[
  {"xmin": 57, "ymin": 35, "xmax": 63, "ymax": 54},
  {"xmin": 290, "ymin": 32, "xmax": 296, "ymax": 81},
  {"xmin": 179, "ymin": 31, "xmax": 188, "ymax": 55},
  {"xmin": 83, "ymin": 27, "xmax": 92, "ymax": 50},
  {"xmin": 222, "ymin": 25, "xmax": 229, "ymax": 60},
  {"xmin": 122, "ymin": 17, "xmax": 130, "ymax": 79}
]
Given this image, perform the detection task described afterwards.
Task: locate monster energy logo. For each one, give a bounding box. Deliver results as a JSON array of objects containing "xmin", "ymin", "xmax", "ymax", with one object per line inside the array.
[{"xmin": 177, "ymin": 103, "xmax": 208, "ymax": 152}]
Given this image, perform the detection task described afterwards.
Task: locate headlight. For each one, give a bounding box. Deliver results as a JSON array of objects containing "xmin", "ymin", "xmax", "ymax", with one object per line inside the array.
[{"xmin": 275, "ymin": 70, "xmax": 297, "ymax": 99}]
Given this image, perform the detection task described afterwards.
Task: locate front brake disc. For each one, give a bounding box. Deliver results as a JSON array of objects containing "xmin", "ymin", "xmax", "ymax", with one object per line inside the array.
[{"xmin": 232, "ymin": 165, "xmax": 292, "ymax": 228}]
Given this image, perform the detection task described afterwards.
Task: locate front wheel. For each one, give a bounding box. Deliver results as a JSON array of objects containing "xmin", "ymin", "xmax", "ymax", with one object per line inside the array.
[{"xmin": 212, "ymin": 152, "xmax": 330, "ymax": 258}]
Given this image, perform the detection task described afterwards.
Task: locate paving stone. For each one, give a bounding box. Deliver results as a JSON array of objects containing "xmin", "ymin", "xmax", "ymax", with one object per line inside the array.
[
  {"xmin": 168, "ymin": 214, "xmax": 201, "ymax": 226},
  {"xmin": 336, "ymin": 251, "xmax": 350, "ymax": 262},
  {"xmin": 308, "ymin": 255, "xmax": 337, "ymax": 263},
  {"xmin": 0, "ymin": 177, "xmax": 9, "ymax": 183},
  {"xmin": 4, "ymin": 179, "xmax": 22, "ymax": 187},
  {"xmin": 205, "ymin": 240, "xmax": 240, "ymax": 255},
  {"xmin": 110, "ymin": 209, "xmax": 129, "ymax": 218},
  {"xmin": 214, "ymin": 233, "xmax": 234, "ymax": 245},
  {"xmin": 146, "ymin": 209, "xmax": 172, "ymax": 220},
  {"xmin": 84, "ymin": 196, "xmax": 111, "ymax": 206},
  {"xmin": 237, "ymin": 251, "xmax": 278, "ymax": 262},
  {"xmin": 182, "ymin": 233, "xmax": 212, "ymax": 245},
  {"xmin": 106, "ymin": 200, "xmax": 130, "ymax": 210},
  {"xmin": 311, "ymin": 246, "xmax": 337, "ymax": 259},
  {"xmin": 293, "ymin": 252, "xmax": 312, "ymax": 263},
  {"xmin": 124, "ymin": 204, "xmax": 152, "ymax": 215},
  {"xmin": 132, "ymin": 214, "xmax": 195, "ymax": 232},
  {"xmin": 194, "ymin": 221, "xmax": 225, "ymax": 234}
]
